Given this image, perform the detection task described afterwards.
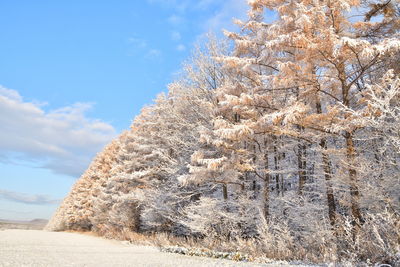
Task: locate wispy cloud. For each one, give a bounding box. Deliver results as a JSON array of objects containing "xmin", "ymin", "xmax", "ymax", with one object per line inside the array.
[
  {"xmin": 167, "ymin": 14, "xmax": 185, "ymax": 25},
  {"xmin": 0, "ymin": 189, "xmax": 60, "ymax": 205},
  {"xmin": 194, "ymin": 0, "xmax": 218, "ymax": 10},
  {"xmin": 0, "ymin": 86, "xmax": 116, "ymax": 177},
  {"xmin": 147, "ymin": 0, "xmax": 249, "ymax": 38},
  {"xmin": 127, "ymin": 36, "xmax": 162, "ymax": 60},
  {"xmin": 146, "ymin": 0, "xmax": 189, "ymax": 13},
  {"xmin": 128, "ymin": 37, "xmax": 147, "ymax": 48},
  {"xmin": 176, "ymin": 44, "xmax": 186, "ymax": 51},
  {"xmin": 0, "ymin": 209, "xmax": 33, "ymax": 215},
  {"xmin": 171, "ymin": 31, "xmax": 181, "ymax": 41},
  {"xmin": 146, "ymin": 49, "xmax": 162, "ymax": 59},
  {"xmin": 201, "ymin": 0, "xmax": 248, "ymax": 33}
]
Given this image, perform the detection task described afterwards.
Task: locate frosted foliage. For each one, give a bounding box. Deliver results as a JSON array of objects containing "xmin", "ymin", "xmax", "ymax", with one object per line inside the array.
[{"xmin": 47, "ymin": 2, "xmax": 399, "ymax": 265}]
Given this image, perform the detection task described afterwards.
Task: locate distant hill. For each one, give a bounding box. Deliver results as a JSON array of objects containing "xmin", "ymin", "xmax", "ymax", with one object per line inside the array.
[
  {"xmin": 29, "ymin": 219, "xmax": 48, "ymax": 225},
  {"xmin": 0, "ymin": 218, "xmax": 48, "ymax": 230}
]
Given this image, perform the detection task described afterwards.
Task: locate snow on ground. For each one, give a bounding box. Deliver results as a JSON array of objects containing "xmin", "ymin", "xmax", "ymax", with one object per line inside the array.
[{"xmin": 0, "ymin": 229, "xmax": 303, "ymax": 267}]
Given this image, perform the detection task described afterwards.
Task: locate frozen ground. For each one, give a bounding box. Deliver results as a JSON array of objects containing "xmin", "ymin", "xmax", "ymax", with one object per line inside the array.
[{"xmin": 0, "ymin": 229, "xmax": 304, "ymax": 267}]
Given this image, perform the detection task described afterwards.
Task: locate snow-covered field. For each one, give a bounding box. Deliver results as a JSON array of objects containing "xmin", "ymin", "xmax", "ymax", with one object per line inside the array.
[{"xmin": 0, "ymin": 229, "xmax": 301, "ymax": 267}]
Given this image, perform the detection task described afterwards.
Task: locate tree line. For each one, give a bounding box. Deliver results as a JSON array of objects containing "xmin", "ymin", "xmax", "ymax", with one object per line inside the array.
[{"xmin": 47, "ymin": 0, "xmax": 399, "ymax": 264}]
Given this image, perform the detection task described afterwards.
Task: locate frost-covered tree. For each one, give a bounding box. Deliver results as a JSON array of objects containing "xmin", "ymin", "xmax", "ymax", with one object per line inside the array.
[
  {"xmin": 184, "ymin": 0, "xmax": 399, "ymax": 259},
  {"xmin": 88, "ymin": 36, "xmax": 229, "ymax": 235},
  {"xmin": 47, "ymin": 1, "xmax": 399, "ymax": 264},
  {"xmin": 46, "ymin": 136, "xmax": 122, "ymax": 231}
]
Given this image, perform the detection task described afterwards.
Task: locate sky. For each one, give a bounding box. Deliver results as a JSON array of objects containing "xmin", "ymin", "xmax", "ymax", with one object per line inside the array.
[{"xmin": 0, "ymin": 0, "xmax": 250, "ymax": 220}]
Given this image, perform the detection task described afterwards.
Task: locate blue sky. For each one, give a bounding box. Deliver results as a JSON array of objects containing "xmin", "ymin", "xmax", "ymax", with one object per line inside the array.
[{"xmin": 0, "ymin": 0, "xmax": 249, "ymax": 220}]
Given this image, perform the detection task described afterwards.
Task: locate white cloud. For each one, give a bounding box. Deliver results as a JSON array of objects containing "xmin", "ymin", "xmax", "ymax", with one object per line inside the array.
[
  {"xmin": 128, "ymin": 37, "xmax": 147, "ymax": 48},
  {"xmin": 0, "ymin": 189, "xmax": 60, "ymax": 205},
  {"xmin": 195, "ymin": 0, "xmax": 215, "ymax": 9},
  {"xmin": 202, "ymin": 0, "xmax": 248, "ymax": 33},
  {"xmin": 127, "ymin": 36, "xmax": 162, "ymax": 60},
  {"xmin": 171, "ymin": 31, "xmax": 181, "ymax": 41},
  {"xmin": 167, "ymin": 14, "xmax": 185, "ymax": 25},
  {"xmin": 0, "ymin": 86, "xmax": 116, "ymax": 177},
  {"xmin": 147, "ymin": 49, "xmax": 162, "ymax": 58},
  {"xmin": 0, "ymin": 87, "xmax": 21, "ymax": 101},
  {"xmin": 147, "ymin": 0, "xmax": 249, "ymax": 37},
  {"xmin": 0, "ymin": 209, "xmax": 32, "ymax": 215},
  {"xmin": 147, "ymin": 0, "xmax": 189, "ymax": 13},
  {"xmin": 176, "ymin": 44, "xmax": 186, "ymax": 51}
]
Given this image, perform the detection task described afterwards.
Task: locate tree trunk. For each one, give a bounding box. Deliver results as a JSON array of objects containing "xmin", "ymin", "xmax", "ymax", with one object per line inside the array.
[
  {"xmin": 344, "ymin": 131, "xmax": 363, "ymax": 237},
  {"xmin": 279, "ymin": 151, "xmax": 285, "ymax": 196},
  {"xmin": 316, "ymin": 97, "xmax": 337, "ymax": 227},
  {"xmin": 222, "ymin": 184, "xmax": 228, "ymax": 200},
  {"xmin": 320, "ymin": 138, "xmax": 337, "ymax": 227},
  {"xmin": 263, "ymin": 144, "xmax": 270, "ymax": 221},
  {"xmin": 297, "ymin": 142, "xmax": 307, "ymax": 195},
  {"xmin": 273, "ymin": 137, "xmax": 280, "ymax": 195}
]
